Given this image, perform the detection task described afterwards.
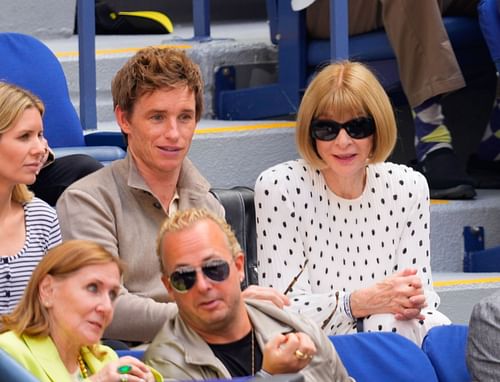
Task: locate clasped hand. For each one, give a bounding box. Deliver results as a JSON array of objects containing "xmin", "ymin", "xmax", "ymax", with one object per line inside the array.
[
  {"xmin": 261, "ymin": 332, "xmax": 316, "ymax": 375},
  {"xmin": 351, "ymin": 268, "xmax": 427, "ymax": 321}
]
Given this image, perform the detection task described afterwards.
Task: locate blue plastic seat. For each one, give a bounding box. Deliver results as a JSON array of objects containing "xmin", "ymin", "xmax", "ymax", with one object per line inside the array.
[
  {"xmin": 0, "ymin": 32, "xmax": 125, "ymax": 165},
  {"xmin": 0, "ymin": 348, "xmax": 40, "ymax": 382},
  {"xmin": 478, "ymin": 0, "xmax": 500, "ymax": 71},
  {"xmin": 422, "ymin": 324, "xmax": 471, "ymax": 382},
  {"xmin": 330, "ymin": 332, "xmax": 438, "ymax": 382}
]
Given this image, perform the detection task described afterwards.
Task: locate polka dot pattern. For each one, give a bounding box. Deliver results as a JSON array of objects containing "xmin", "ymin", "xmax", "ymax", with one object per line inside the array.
[{"xmin": 255, "ymin": 159, "xmax": 446, "ymax": 340}]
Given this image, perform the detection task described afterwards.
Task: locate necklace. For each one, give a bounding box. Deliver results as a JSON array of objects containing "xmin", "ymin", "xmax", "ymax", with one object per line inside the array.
[
  {"xmin": 251, "ymin": 328, "xmax": 255, "ymax": 376},
  {"xmin": 77, "ymin": 353, "xmax": 88, "ymax": 379}
]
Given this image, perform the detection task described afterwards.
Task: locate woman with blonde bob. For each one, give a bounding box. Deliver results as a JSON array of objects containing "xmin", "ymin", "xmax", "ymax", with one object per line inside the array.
[
  {"xmin": 255, "ymin": 61, "xmax": 449, "ymax": 345},
  {"xmin": 0, "ymin": 81, "xmax": 61, "ymax": 315},
  {"xmin": 0, "ymin": 240, "xmax": 162, "ymax": 382}
]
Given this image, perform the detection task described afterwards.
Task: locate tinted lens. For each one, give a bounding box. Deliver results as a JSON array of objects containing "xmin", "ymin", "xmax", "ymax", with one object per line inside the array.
[
  {"xmin": 202, "ymin": 259, "xmax": 230, "ymax": 282},
  {"xmin": 311, "ymin": 120, "xmax": 341, "ymax": 141},
  {"xmin": 345, "ymin": 117, "xmax": 375, "ymax": 139},
  {"xmin": 311, "ymin": 117, "xmax": 374, "ymax": 141},
  {"xmin": 170, "ymin": 269, "xmax": 197, "ymax": 292},
  {"xmin": 169, "ymin": 259, "xmax": 231, "ymax": 293}
]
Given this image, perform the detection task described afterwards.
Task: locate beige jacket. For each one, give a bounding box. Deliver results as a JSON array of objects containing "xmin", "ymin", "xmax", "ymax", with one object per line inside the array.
[
  {"xmin": 145, "ymin": 299, "xmax": 354, "ymax": 382},
  {"xmin": 56, "ymin": 154, "xmax": 224, "ymax": 342}
]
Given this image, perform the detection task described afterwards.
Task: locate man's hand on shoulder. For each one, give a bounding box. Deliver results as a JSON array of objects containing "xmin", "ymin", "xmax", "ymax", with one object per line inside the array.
[{"xmin": 242, "ymin": 285, "xmax": 290, "ymax": 309}]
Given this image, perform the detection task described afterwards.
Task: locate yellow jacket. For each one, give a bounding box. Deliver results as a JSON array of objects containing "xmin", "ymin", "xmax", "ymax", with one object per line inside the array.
[{"xmin": 0, "ymin": 331, "xmax": 162, "ymax": 381}]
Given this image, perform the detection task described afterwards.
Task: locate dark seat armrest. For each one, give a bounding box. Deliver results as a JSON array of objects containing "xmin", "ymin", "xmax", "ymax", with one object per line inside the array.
[{"xmin": 210, "ymin": 187, "xmax": 258, "ymax": 287}]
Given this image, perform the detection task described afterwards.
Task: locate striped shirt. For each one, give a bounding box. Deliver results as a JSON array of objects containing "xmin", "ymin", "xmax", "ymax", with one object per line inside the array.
[{"xmin": 0, "ymin": 197, "xmax": 61, "ymax": 315}]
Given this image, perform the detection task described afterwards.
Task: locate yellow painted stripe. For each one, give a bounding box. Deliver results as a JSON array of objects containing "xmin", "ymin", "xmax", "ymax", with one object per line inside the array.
[
  {"xmin": 195, "ymin": 121, "xmax": 296, "ymax": 135},
  {"xmin": 55, "ymin": 44, "xmax": 192, "ymax": 58},
  {"xmin": 433, "ymin": 277, "xmax": 500, "ymax": 287},
  {"xmin": 430, "ymin": 199, "xmax": 450, "ymax": 205}
]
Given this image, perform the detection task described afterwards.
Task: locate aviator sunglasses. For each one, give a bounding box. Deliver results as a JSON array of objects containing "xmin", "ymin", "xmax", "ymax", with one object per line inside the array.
[
  {"xmin": 310, "ymin": 116, "xmax": 375, "ymax": 141},
  {"xmin": 168, "ymin": 258, "xmax": 232, "ymax": 293}
]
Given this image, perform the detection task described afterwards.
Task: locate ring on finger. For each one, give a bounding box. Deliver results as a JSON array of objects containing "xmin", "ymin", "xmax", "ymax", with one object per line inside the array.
[
  {"xmin": 294, "ymin": 349, "xmax": 309, "ymax": 360},
  {"xmin": 119, "ymin": 376, "xmax": 128, "ymax": 382},
  {"xmin": 117, "ymin": 365, "xmax": 132, "ymax": 374}
]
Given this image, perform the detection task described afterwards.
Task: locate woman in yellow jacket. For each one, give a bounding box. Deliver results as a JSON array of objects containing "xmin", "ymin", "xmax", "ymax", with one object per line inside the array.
[{"xmin": 0, "ymin": 240, "xmax": 162, "ymax": 382}]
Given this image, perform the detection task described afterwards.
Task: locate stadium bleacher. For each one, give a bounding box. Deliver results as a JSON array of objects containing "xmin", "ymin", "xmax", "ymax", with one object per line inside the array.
[
  {"xmin": 2, "ymin": 0, "xmax": 500, "ymax": 380},
  {"xmin": 3, "ymin": 0, "xmax": 500, "ymax": 323}
]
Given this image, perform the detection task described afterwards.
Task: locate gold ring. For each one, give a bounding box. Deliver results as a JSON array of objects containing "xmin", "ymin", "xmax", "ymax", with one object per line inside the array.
[
  {"xmin": 294, "ymin": 349, "xmax": 309, "ymax": 360},
  {"xmin": 119, "ymin": 376, "xmax": 128, "ymax": 382}
]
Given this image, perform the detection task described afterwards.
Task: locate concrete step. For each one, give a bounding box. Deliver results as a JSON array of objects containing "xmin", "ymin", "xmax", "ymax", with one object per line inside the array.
[
  {"xmin": 48, "ymin": 21, "xmax": 276, "ymax": 124},
  {"xmin": 434, "ymin": 272, "xmax": 500, "ymax": 324},
  {"xmin": 430, "ymin": 191, "xmax": 500, "ymax": 272},
  {"xmin": 0, "ymin": 0, "xmax": 76, "ymax": 39}
]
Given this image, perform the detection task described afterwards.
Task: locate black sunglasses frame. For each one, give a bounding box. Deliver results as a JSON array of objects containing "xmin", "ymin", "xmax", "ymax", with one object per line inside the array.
[
  {"xmin": 310, "ymin": 116, "xmax": 375, "ymax": 141},
  {"xmin": 168, "ymin": 258, "xmax": 232, "ymax": 293}
]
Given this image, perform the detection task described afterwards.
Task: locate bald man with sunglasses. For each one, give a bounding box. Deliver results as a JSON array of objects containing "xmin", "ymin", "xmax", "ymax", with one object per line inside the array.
[{"xmin": 145, "ymin": 208, "xmax": 352, "ymax": 381}]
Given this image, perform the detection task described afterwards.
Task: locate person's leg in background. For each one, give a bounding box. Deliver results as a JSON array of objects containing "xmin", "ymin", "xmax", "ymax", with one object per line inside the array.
[
  {"xmin": 30, "ymin": 154, "xmax": 103, "ymax": 206},
  {"xmin": 381, "ymin": 0, "xmax": 480, "ymax": 199}
]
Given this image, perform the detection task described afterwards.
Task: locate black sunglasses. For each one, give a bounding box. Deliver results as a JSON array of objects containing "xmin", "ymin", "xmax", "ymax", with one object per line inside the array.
[
  {"xmin": 168, "ymin": 258, "xmax": 232, "ymax": 293},
  {"xmin": 310, "ymin": 116, "xmax": 375, "ymax": 141}
]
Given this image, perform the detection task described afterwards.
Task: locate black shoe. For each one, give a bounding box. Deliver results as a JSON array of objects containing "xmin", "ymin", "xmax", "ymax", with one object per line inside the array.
[
  {"xmin": 467, "ymin": 154, "xmax": 500, "ymax": 189},
  {"xmin": 412, "ymin": 148, "xmax": 476, "ymax": 200}
]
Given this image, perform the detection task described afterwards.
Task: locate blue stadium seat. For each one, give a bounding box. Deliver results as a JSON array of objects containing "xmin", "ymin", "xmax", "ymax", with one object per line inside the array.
[
  {"xmin": 0, "ymin": 348, "xmax": 40, "ymax": 382},
  {"xmin": 478, "ymin": 0, "xmax": 500, "ymax": 71},
  {"xmin": 422, "ymin": 324, "xmax": 471, "ymax": 382},
  {"xmin": 0, "ymin": 32, "xmax": 125, "ymax": 165},
  {"xmin": 330, "ymin": 332, "xmax": 438, "ymax": 382},
  {"xmin": 116, "ymin": 349, "xmax": 146, "ymax": 360}
]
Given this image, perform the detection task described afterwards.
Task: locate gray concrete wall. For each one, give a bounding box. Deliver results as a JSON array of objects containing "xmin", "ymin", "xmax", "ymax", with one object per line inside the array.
[
  {"xmin": 435, "ymin": 272, "xmax": 500, "ymax": 324},
  {"xmin": 190, "ymin": 125, "xmax": 298, "ymax": 189},
  {"xmin": 0, "ymin": 0, "xmax": 76, "ymax": 39},
  {"xmin": 430, "ymin": 191, "xmax": 500, "ymax": 272}
]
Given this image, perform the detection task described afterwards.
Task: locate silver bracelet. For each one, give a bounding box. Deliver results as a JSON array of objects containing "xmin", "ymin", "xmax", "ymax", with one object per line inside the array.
[{"xmin": 343, "ymin": 292, "xmax": 354, "ymax": 321}]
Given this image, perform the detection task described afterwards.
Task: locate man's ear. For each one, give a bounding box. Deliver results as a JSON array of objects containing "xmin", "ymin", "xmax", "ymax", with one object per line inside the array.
[
  {"xmin": 161, "ymin": 274, "xmax": 176, "ymax": 302},
  {"xmin": 234, "ymin": 252, "xmax": 246, "ymax": 283},
  {"xmin": 115, "ymin": 106, "xmax": 131, "ymax": 135},
  {"xmin": 39, "ymin": 275, "xmax": 54, "ymax": 307}
]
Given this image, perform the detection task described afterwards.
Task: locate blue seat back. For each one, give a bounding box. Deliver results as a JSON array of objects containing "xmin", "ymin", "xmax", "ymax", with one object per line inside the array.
[
  {"xmin": 330, "ymin": 332, "xmax": 438, "ymax": 382},
  {"xmin": 478, "ymin": 0, "xmax": 500, "ymax": 71},
  {"xmin": 116, "ymin": 349, "xmax": 146, "ymax": 360},
  {"xmin": 422, "ymin": 324, "xmax": 471, "ymax": 382},
  {"xmin": 0, "ymin": 348, "xmax": 40, "ymax": 382},
  {"xmin": 0, "ymin": 32, "xmax": 85, "ymax": 148}
]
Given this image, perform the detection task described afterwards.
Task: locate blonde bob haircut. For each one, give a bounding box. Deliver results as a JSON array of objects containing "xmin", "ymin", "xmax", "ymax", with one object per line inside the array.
[
  {"xmin": 0, "ymin": 82, "xmax": 45, "ymax": 203},
  {"xmin": 157, "ymin": 208, "xmax": 242, "ymax": 274},
  {"xmin": 296, "ymin": 61, "xmax": 397, "ymax": 168},
  {"xmin": 0, "ymin": 240, "xmax": 124, "ymax": 358}
]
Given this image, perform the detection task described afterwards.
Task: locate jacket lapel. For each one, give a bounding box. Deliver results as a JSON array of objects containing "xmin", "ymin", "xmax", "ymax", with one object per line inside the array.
[{"xmin": 23, "ymin": 335, "xmax": 72, "ymax": 382}]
